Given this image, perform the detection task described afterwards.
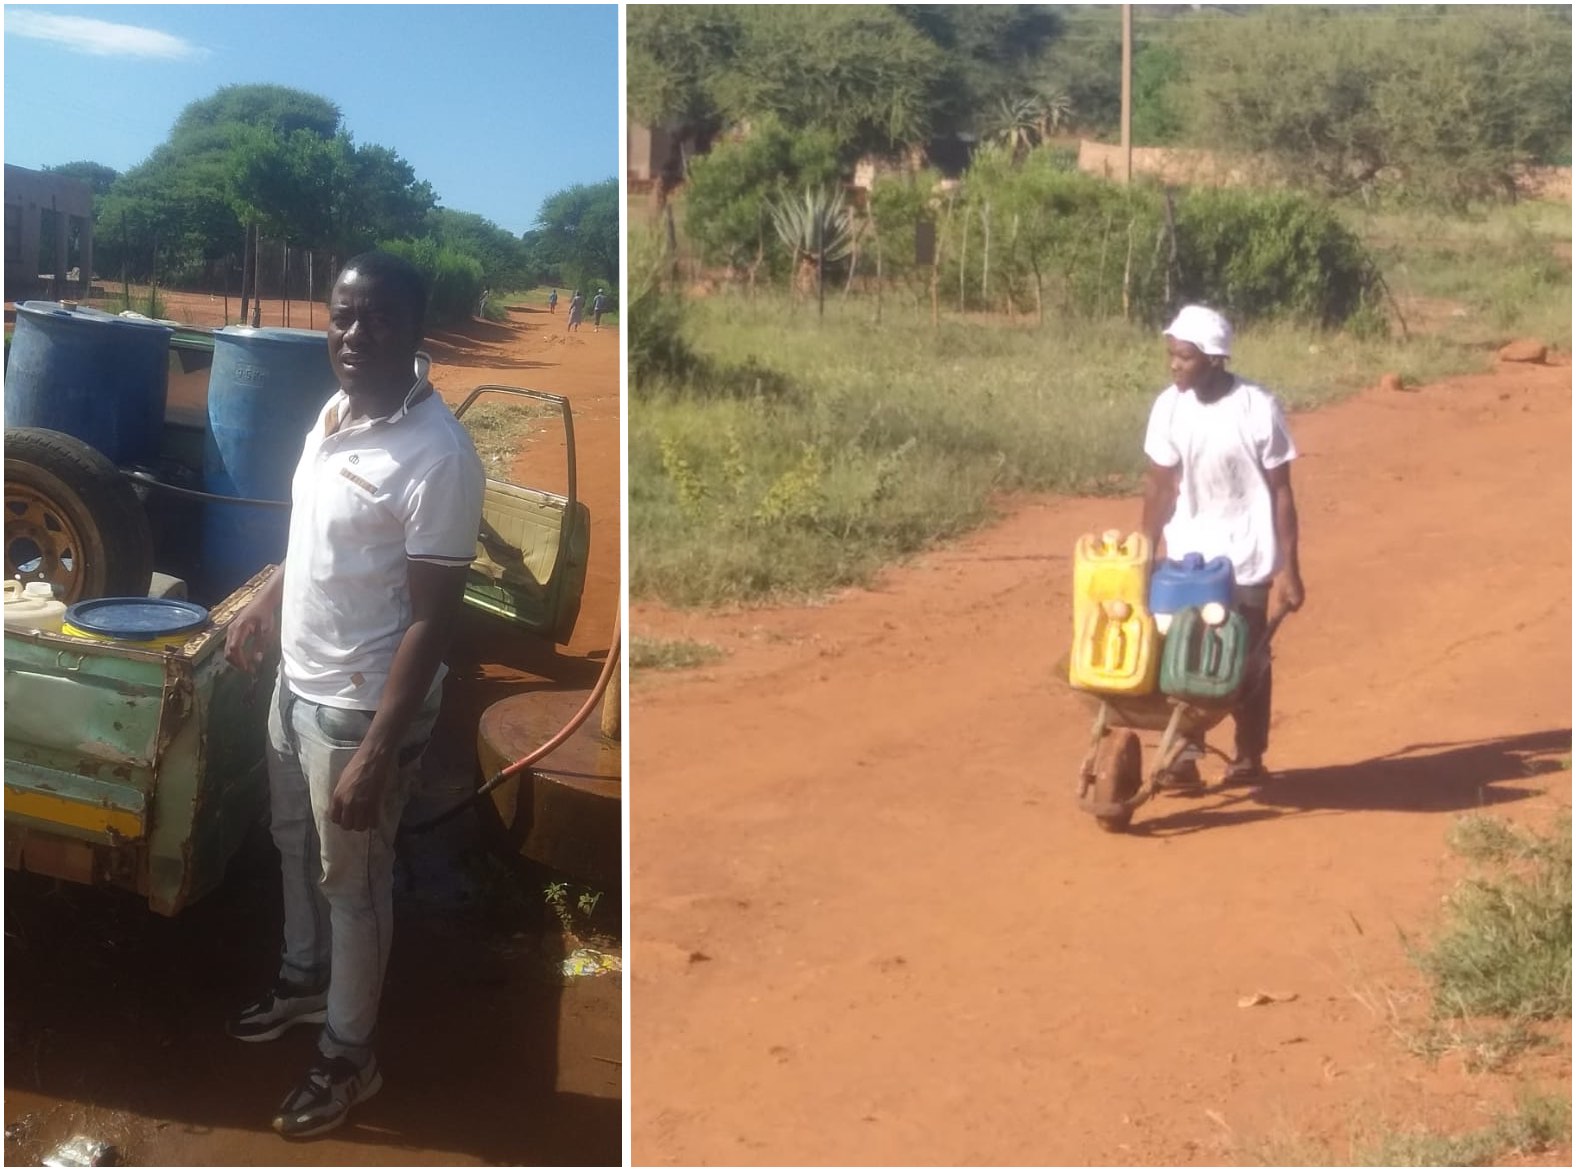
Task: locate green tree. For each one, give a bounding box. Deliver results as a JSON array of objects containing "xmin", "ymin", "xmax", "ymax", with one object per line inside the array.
[
  {"xmin": 1032, "ymin": 5, "xmax": 1122, "ymax": 137},
  {"xmin": 626, "ymin": 4, "xmax": 741, "ymax": 133},
  {"xmin": 1130, "ymin": 40, "xmax": 1184, "ymax": 146},
  {"xmin": 170, "ymin": 83, "xmax": 341, "ymax": 144},
  {"xmin": 1172, "ymin": 6, "xmax": 1572, "ymax": 206},
  {"xmin": 41, "ymin": 161, "xmax": 119, "ymax": 198},
  {"xmin": 681, "ymin": 118, "xmax": 841, "ymax": 281},
  {"xmin": 429, "ymin": 208, "xmax": 531, "ymax": 290},
  {"xmin": 711, "ymin": 6, "xmax": 943, "ymax": 159},
  {"xmin": 532, "ymin": 178, "xmax": 619, "ymax": 293},
  {"xmin": 893, "ymin": 5, "xmax": 1064, "ymax": 138}
]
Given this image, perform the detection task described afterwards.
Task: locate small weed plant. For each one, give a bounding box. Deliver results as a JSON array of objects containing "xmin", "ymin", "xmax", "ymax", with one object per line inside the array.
[{"xmin": 629, "ymin": 636, "xmax": 726, "ymax": 672}]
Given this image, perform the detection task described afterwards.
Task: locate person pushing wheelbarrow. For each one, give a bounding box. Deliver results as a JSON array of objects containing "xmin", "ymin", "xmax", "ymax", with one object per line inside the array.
[{"xmin": 1139, "ymin": 304, "xmax": 1305, "ymax": 790}]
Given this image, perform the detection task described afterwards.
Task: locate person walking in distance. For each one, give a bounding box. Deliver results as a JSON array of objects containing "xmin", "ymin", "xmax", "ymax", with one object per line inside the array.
[
  {"xmin": 547, "ymin": 287, "xmax": 558, "ymax": 314},
  {"xmin": 566, "ymin": 289, "xmax": 584, "ymax": 332},
  {"xmin": 591, "ymin": 288, "xmax": 607, "ymax": 332},
  {"xmin": 223, "ymin": 251, "xmax": 484, "ymax": 1138},
  {"xmin": 1140, "ymin": 304, "xmax": 1304, "ymax": 788}
]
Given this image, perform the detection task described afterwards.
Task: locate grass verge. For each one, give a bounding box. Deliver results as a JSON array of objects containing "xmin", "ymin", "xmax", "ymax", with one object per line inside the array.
[
  {"xmin": 630, "ymin": 636, "xmax": 727, "ymax": 672},
  {"xmin": 634, "ymin": 299, "xmax": 1473, "ymax": 606},
  {"xmin": 1403, "ymin": 809, "xmax": 1572, "ymax": 1068},
  {"xmin": 1241, "ymin": 1092, "xmax": 1570, "ymax": 1166}
]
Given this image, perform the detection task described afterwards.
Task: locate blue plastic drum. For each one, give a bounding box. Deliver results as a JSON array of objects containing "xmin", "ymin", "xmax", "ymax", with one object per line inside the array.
[
  {"xmin": 4, "ymin": 301, "xmax": 174, "ymax": 465},
  {"xmin": 201, "ymin": 327, "xmax": 340, "ymax": 601}
]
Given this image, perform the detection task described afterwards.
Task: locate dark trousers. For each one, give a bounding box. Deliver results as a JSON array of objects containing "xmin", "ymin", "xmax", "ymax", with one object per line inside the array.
[{"xmin": 1234, "ymin": 599, "xmax": 1272, "ymax": 761}]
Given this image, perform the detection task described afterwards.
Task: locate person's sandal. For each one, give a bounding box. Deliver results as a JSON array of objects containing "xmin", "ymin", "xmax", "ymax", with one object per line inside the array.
[
  {"xmin": 1154, "ymin": 758, "xmax": 1206, "ymax": 793},
  {"xmin": 1222, "ymin": 756, "xmax": 1269, "ymax": 785}
]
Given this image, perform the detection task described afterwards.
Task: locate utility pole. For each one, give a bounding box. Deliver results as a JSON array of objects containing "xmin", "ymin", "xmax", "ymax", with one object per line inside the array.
[{"xmin": 1121, "ymin": 4, "xmax": 1134, "ymax": 185}]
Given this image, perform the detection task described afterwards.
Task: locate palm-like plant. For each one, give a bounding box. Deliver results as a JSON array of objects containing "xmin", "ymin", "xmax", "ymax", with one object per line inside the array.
[
  {"xmin": 769, "ymin": 187, "xmax": 853, "ymax": 294},
  {"xmin": 1034, "ymin": 88, "xmax": 1073, "ymax": 142},
  {"xmin": 985, "ymin": 96, "xmax": 1043, "ymax": 162}
]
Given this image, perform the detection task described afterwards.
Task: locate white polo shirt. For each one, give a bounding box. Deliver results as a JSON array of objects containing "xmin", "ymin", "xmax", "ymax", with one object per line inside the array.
[
  {"xmin": 1142, "ymin": 376, "xmax": 1297, "ymax": 587},
  {"xmin": 279, "ymin": 367, "xmax": 484, "ymax": 710}
]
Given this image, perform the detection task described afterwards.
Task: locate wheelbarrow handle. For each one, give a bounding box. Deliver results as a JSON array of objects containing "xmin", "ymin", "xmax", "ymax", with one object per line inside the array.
[{"xmin": 1246, "ymin": 605, "xmax": 1292, "ymax": 681}]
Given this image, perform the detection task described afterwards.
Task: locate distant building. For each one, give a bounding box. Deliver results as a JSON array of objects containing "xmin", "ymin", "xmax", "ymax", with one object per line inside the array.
[{"xmin": 4, "ymin": 164, "xmax": 94, "ymax": 303}]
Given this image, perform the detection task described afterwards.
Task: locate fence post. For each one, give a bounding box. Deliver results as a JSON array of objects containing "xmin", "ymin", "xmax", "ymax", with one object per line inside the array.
[
  {"xmin": 252, "ymin": 230, "xmax": 262, "ymax": 328},
  {"xmin": 958, "ymin": 203, "xmax": 969, "ymax": 313},
  {"xmin": 982, "ymin": 201, "xmax": 991, "ymax": 307}
]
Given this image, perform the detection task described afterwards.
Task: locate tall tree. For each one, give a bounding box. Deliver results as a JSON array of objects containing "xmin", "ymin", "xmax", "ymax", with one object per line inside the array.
[
  {"xmin": 429, "ymin": 208, "xmax": 531, "ymax": 289},
  {"xmin": 894, "ymin": 5, "xmax": 1064, "ymax": 138},
  {"xmin": 532, "ymin": 179, "xmax": 619, "ymax": 291},
  {"xmin": 41, "ymin": 161, "xmax": 119, "ymax": 198},
  {"xmin": 170, "ymin": 84, "xmax": 342, "ymax": 144},
  {"xmin": 1172, "ymin": 5, "xmax": 1572, "ymax": 204}
]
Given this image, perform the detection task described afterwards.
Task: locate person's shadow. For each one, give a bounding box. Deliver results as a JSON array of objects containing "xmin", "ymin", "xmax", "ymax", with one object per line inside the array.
[{"xmin": 1129, "ymin": 728, "xmax": 1570, "ymax": 836}]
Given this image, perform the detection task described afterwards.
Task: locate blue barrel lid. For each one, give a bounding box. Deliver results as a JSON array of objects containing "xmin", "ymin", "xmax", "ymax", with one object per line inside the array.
[
  {"xmin": 17, "ymin": 300, "xmax": 175, "ymax": 336},
  {"xmin": 64, "ymin": 597, "xmax": 210, "ymax": 638},
  {"xmin": 216, "ymin": 325, "xmax": 330, "ymax": 347}
]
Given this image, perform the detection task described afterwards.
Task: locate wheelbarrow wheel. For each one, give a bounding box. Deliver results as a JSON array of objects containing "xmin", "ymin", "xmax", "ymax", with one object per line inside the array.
[{"xmin": 1092, "ymin": 729, "xmax": 1142, "ymax": 833}]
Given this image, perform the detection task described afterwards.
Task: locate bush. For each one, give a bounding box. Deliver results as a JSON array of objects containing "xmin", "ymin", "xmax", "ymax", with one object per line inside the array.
[
  {"xmin": 377, "ymin": 237, "xmax": 485, "ymax": 328},
  {"xmin": 629, "ymin": 227, "xmax": 699, "ymax": 389},
  {"xmin": 865, "ymin": 158, "xmax": 1381, "ymax": 329},
  {"xmin": 682, "ymin": 118, "xmax": 842, "ymax": 280},
  {"xmin": 1173, "ymin": 189, "xmax": 1381, "ymax": 328}
]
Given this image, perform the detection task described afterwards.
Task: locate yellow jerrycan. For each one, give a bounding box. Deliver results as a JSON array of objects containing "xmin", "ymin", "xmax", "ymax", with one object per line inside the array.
[
  {"xmin": 1073, "ymin": 529, "xmax": 1152, "ymax": 637},
  {"xmin": 1069, "ymin": 599, "xmax": 1160, "ymax": 696}
]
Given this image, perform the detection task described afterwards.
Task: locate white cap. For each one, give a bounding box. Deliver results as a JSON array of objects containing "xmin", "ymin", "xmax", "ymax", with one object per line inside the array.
[
  {"xmin": 23, "ymin": 581, "xmax": 55, "ymax": 599},
  {"xmin": 1164, "ymin": 304, "xmax": 1232, "ymax": 357}
]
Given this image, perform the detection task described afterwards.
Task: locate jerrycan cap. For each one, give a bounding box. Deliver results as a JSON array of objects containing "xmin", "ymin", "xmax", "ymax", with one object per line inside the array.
[
  {"xmin": 1101, "ymin": 528, "xmax": 1124, "ymax": 548},
  {"xmin": 1180, "ymin": 552, "xmax": 1206, "ymax": 570},
  {"xmin": 1103, "ymin": 599, "xmax": 1132, "ymax": 620},
  {"xmin": 23, "ymin": 581, "xmax": 56, "ymax": 600},
  {"xmin": 1200, "ymin": 602, "xmax": 1227, "ymax": 626}
]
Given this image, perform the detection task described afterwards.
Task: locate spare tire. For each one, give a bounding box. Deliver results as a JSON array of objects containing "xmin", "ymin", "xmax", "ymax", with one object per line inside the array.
[{"xmin": 5, "ymin": 427, "xmax": 154, "ymax": 603}]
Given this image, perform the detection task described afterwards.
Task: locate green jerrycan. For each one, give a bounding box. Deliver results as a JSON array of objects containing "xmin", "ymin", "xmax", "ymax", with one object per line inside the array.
[{"xmin": 1159, "ymin": 603, "xmax": 1250, "ymax": 704}]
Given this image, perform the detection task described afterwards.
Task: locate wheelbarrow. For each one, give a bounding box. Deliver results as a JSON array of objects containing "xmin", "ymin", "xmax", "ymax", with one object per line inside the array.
[{"xmin": 1073, "ymin": 607, "xmax": 1289, "ymax": 832}]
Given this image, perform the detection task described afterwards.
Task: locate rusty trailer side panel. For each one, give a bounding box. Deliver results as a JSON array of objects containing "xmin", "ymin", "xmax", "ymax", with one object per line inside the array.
[{"xmin": 4, "ymin": 567, "xmax": 277, "ymax": 914}]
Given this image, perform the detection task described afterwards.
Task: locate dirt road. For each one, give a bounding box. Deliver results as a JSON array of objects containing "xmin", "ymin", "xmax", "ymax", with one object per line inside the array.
[
  {"xmin": 630, "ymin": 358, "xmax": 1571, "ymax": 1164},
  {"xmin": 4, "ymin": 296, "xmax": 623, "ymax": 1165}
]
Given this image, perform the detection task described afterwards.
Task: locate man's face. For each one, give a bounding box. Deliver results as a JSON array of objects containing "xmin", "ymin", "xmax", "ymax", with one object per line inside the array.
[
  {"xmin": 1166, "ymin": 336, "xmax": 1217, "ymax": 392},
  {"xmin": 327, "ymin": 270, "xmax": 419, "ymax": 395}
]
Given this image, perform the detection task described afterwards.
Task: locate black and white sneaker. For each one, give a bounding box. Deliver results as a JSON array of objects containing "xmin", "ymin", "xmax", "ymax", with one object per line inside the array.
[
  {"xmin": 273, "ymin": 1054, "xmax": 382, "ymax": 1139},
  {"xmin": 225, "ymin": 980, "xmax": 328, "ymax": 1043}
]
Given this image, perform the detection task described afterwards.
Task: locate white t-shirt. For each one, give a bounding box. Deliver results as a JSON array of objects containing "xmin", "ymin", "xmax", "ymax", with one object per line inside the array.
[
  {"xmin": 280, "ymin": 373, "xmax": 484, "ymax": 709},
  {"xmin": 1142, "ymin": 377, "xmax": 1297, "ymax": 587}
]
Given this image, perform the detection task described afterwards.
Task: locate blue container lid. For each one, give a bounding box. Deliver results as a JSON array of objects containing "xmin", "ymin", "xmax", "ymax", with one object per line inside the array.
[
  {"xmin": 64, "ymin": 597, "xmax": 210, "ymax": 639},
  {"xmin": 17, "ymin": 300, "xmax": 175, "ymax": 336},
  {"xmin": 216, "ymin": 325, "xmax": 329, "ymax": 347}
]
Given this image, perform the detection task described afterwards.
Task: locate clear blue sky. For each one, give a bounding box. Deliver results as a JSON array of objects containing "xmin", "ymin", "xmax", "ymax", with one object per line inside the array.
[{"xmin": 3, "ymin": 3, "xmax": 617, "ymax": 236}]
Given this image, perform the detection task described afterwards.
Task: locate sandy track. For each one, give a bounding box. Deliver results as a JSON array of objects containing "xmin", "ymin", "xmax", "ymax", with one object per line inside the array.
[{"xmin": 630, "ymin": 359, "xmax": 1571, "ymax": 1165}]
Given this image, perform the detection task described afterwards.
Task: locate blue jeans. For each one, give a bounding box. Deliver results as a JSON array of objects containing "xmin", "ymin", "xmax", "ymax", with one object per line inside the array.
[{"xmin": 265, "ymin": 671, "xmax": 440, "ymax": 1067}]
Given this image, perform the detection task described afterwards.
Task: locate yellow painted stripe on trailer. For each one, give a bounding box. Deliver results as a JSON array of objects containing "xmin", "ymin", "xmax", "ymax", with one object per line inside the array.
[{"xmin": 4, "ymin": 788, "xmax": 143, "ymax": 840}]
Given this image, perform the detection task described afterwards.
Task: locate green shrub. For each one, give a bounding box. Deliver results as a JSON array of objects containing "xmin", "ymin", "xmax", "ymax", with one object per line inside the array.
[
  {"xmin": 629, "ymin": 227, "xmax": 699, "ymax": 388},
  {"xmin": 377, "ymin": 237, "xmax": 485, "ymax": 328},
  {"xmin": 864, "ymin": 157, "xmax": 1381, "ymax": 329},
  {"xmin": 1173, "ymin": 189, "xmax": 1381, "ymax": 328}
]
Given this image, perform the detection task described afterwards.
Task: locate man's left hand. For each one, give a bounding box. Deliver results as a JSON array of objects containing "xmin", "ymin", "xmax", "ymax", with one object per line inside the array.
[
  {"xmin": 330, "ymin": 746, "xmax": 394, "ymax": 832},
  {"xmin": 1273, "ymin": 568, "xmax": 1306, "ymax": 618}
]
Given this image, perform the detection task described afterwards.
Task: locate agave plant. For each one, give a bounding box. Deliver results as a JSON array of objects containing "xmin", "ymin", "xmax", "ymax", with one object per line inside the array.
[
  {"xmin": 1034, "ymin": 88, "xmax": 1073, "ymax": 142},
  {"xmin": 985, "ymin": 95, "xmax": 1043, "ymax": 161},
  {"xmin": 769, "ymin": 187, "xmax": 854, "ymax": 294}
]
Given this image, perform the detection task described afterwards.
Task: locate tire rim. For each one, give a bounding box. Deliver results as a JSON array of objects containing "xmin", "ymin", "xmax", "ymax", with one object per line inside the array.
[{"xmin": 5, "ymin": 482, "xmax": 84, "ymax": 599}]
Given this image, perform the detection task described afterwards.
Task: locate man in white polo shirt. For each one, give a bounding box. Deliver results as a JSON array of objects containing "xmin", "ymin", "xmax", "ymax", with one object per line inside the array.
[
  {"xmin": 223, "ymin": 251, "xmax": 484, "ymax": 1138},
  {"xmin": 1140, "ymin": 304, "xmax": 1305, "ymax": 788}
]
